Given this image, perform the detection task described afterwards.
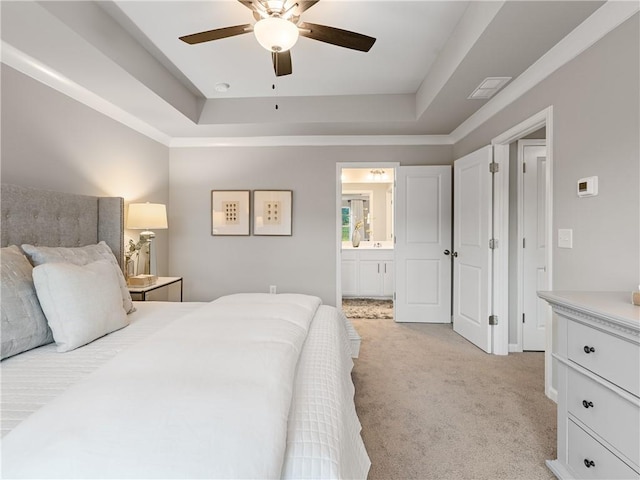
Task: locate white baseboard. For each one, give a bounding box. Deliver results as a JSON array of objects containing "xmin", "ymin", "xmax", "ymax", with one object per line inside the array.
[{"xmin": 508, "ymin": 343, "xmax": 522, "ymax": 352}]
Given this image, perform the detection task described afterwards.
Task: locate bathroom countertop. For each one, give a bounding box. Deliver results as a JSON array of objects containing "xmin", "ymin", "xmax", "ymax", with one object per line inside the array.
[{"xmin": 342, "ymin": 241, "xmax": 394, "ymax": 250}]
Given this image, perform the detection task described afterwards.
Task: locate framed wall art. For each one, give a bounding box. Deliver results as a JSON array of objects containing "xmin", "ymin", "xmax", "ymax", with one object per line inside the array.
[
  {"xmin": 211, "ymin": 190, "xmax": 250, "ymax": 236},
  {"xmin": 253, "ymin": 190, "xmax": 292, "ymax": 236}
]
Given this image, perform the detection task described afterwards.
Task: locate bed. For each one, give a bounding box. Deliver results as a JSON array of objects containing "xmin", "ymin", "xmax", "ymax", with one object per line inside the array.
[{"xmin": 0, "ymin": 183, "xmax": 369, "ymax": 479}]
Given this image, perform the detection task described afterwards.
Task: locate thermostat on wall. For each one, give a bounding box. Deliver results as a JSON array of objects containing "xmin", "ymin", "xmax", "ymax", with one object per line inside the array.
[{"xmin": 577, "ymin": 176, "xmax": 598, "ymax": 197}]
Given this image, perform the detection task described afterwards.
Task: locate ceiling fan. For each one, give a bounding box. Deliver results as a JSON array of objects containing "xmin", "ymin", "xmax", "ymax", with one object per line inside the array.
[{"xmin": 179, "ymin": 0, "xmax": 376, "ymax": 77}]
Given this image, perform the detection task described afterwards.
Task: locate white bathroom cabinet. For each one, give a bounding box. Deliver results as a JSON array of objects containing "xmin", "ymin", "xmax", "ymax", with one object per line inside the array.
[{"xmin": 342, "ymin": 249, "xmax": 393, "ymax": 298}]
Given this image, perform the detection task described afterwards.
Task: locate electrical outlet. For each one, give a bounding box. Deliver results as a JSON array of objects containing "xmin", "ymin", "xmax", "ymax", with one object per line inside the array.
[{"xmin": 269, "ymin": 285, "xmax": 277, "ymax": 294}]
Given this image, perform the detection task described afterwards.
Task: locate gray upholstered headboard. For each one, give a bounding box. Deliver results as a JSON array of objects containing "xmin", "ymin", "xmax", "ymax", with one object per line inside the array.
[{"xmin": 0, "ymin": 184, "xmax": 124, "ymax": 269}]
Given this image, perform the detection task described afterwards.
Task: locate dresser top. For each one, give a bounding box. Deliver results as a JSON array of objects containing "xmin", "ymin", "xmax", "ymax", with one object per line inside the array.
[{"xmin": 538, "ymin": 291, "xmax": 640, "ymax": 331}]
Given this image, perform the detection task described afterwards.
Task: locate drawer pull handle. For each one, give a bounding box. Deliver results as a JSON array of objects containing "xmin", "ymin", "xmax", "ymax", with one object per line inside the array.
[
  {"xmin": 584, "ymin": 459, "xmax": 595, "ymax": 468},
  {"xmin": 583, "ymin": 345, "xmax": 595, "ymax": 354},
  {"xmin": 582, "ymin": 400, "xmax": 594, "ymax": 409}
]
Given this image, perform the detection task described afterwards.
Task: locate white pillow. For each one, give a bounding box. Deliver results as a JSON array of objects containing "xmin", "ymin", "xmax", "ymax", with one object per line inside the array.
[
  {"xmin": 22, "ymin": 242, "xmax": 135, "ymax": 314},
  {"xmin": 32, "ymin": 260, "xmax": 129, "ymax": 353}
]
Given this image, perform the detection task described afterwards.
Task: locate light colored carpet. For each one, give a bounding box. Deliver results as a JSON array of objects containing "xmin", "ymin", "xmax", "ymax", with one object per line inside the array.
[
  {"xmin": 343, "ymin": 298, "xmax": 394, "ymax": 319},
  {"xmin": 351, "ymin": 318, "xmax": 557, "ymax": 480}
]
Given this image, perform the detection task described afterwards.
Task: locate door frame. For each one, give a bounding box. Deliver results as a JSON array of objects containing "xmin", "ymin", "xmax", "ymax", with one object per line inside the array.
[
  {"xmin": 491, "ymin": 106, "xmax": 555, "ymax": 400},
  {"xmin": 336, "ymin": 162, "xmax": 400, "ymax": 308}
]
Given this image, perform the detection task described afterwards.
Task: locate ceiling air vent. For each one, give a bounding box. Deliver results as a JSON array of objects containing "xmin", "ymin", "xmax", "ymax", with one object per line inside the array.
[{"xmin": 468, "ymin": 77, "xmax": 512, "ymax": 99}]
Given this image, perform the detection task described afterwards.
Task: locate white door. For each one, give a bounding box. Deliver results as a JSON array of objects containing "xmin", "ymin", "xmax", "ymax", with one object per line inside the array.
[
  {"xmin": 395, "ymin": 166, "xmax": 452, "ymax": 323},
  {"xmin": 453, "ymin": 146, "xmax": 493, "ymax": 352},
  {"xmin": 520, "ymin": 140, "xmax": 548, "ymax": 351}
]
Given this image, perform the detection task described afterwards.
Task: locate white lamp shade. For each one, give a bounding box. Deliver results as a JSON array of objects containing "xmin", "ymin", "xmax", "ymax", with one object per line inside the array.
[
  {"xmin": 254, "ymin": 17, "xmax": 299, "ymax": 52},
  {"xmin": 127, "ymin": 203, "xmax": 168, "ymax": 230}
]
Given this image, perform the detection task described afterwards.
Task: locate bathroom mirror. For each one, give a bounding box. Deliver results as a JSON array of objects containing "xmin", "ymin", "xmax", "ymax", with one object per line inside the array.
[{"xmin": 341, "ymin": 168, "xmax": 394, "ymax": 243}]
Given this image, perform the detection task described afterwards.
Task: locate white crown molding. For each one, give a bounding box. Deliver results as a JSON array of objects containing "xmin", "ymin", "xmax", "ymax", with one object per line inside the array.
[
  {"xmin": 169, "ymin": 135, "xmax": 454, "ymax": 148},
  {"xmin": 1, "ymin": 42, "xmax": 172, "ymax": 146},
  {"xmin": 450, "ymin": 1, "xmax": 640, "ymax": 144}
]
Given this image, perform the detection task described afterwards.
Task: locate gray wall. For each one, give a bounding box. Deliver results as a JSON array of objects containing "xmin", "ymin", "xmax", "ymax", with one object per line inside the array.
[
  {"xmin": 454, "ymin": 14, "xmax": 640, "ymax": 292},
  {"xmin": 2, "ymin": 12, "xmax": 637, "ymax": 305},
  {"xmin": 0, "ymin": 66, "xmax": 171, "ymax": 274},
  {"xmin": 169, "ymin": 146, "xmax": 452, "ymax": 304}
]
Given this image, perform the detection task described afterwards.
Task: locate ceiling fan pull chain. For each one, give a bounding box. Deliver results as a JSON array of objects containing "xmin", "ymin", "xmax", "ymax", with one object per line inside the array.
[{"xmin": 273, "ymin": 83, "xmax": 279, "ymax": 110}]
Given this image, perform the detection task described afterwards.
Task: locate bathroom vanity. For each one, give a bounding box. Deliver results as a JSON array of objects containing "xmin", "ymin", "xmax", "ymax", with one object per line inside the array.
[
  {"xmin": 538, "ymin": 291, "xmax": 639, "ymax": 480},
  {"xmin": 342, "ymin": 242, "xmax": 394, "ymax": 298}
]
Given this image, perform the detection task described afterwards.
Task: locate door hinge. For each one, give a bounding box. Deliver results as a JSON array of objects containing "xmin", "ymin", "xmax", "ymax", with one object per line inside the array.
[
  {"xmin": 489, "ymin": 238, "xmax": 498, "ymax": 249},
  {"xmin": 522, "ymin": 313, "xmax": 526, "ymax": 323},
  {"xmin": 489, "ymin": 162, "xmax": 499, "ymax": 173},
  {"xmin": 393, "ymin": 292, "xmax": 396, "ymax": 301},
  {"xmin": 523, "ymin": 237, "xmax": 526, "ymax": 249},
  {"xmin": 523, "ymin": 162, "xmax": 527, "ymax": 174},
  {"xmin": 489, "ymin": 315, "xmax": 498, "ymax": 325}
]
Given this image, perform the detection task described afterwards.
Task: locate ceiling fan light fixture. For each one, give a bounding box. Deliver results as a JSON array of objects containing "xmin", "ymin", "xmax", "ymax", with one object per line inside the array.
[{"xmin": 254, "ymin": 16, "xmax": 299, "ymax": 52}]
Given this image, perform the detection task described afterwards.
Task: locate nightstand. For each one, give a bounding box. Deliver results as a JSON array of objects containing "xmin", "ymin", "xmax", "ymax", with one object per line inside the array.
[{"xmin": 128, "ymin": 276, "xmax": 183, "ymax": 302}]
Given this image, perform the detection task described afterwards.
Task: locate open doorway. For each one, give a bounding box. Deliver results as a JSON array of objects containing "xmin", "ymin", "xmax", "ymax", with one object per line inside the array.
[
  {"xmin": 452, "ymin": 107, "xmax": 553, "ymax": 396},
  {"xmin": 492, "ymin": 106, "xmax": 554, "ymax": 399},
  {"xmin": 336, "ymin": 163, "xmax": 397, "ymax": 318}
]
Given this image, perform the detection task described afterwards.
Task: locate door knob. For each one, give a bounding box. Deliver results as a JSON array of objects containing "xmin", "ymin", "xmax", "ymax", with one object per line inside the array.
[
  {"xmin": 452, "ymin": 252, "xmax": 458, "ymax": 258},
  {"xmin": 444, "ymin": 250, "xmax": 451, "ymax": 255}
]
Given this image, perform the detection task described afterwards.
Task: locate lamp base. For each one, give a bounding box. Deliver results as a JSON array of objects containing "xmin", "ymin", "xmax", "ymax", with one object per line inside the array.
[{"xmin": 138, "ymin": 231, "xmax": 156, "ymax": 276}]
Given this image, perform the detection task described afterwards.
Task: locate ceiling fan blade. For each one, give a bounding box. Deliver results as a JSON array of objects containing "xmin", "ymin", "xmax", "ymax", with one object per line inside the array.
[
  {"xmin": 272, "ymin": 50, "xmax": 292, "ymax": 77},
  {"xmin": 296, "ymin": 1, "xmax": 320, "ymax": 14},
  {"xmin": 298, "ymin": 22, "xmax": 376, "ymax": 52},
  {"xmin": 179, "ymin": 24, "xmax": 251, "ymax": 45},
  {"xmin": 237, "ymin": 0, "xmax": 256, "ymax": 11}
]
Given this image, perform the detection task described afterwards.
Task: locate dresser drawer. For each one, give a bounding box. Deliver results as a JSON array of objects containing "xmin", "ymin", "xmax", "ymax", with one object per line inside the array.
[
  {"xmin": 568, "ymin": 420, "xmax": 639, "ymax": 479},
  {"xmin": 567, "ymin": 368, "xmax": 640, "ymax": 466},
  {"xmin": 568, "ymin": 320, "xmax": 640, "ymax": 397}
]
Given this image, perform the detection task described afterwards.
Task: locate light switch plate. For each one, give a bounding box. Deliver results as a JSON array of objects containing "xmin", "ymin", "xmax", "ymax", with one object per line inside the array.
[{"xmin": 558, "ymin": 229, "xmax": 573, "ymax": 248}]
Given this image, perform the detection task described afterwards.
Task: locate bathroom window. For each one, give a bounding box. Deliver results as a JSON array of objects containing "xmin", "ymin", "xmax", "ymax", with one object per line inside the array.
[{"xmin": 341, "ymin": 207, "xmax": 351, "ymax": 241}]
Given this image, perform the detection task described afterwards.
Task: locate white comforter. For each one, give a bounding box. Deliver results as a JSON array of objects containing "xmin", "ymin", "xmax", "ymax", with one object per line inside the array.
[{"xmin": 2, "ymin": 293, "xmax": 322, "ymax": 479}]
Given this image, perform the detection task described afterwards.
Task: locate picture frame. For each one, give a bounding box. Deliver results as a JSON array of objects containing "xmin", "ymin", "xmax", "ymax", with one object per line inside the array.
[
  {"xmin": 211, "ymin": 190, "xmax": 250, "ymax": 236},
  {"xmin": 253, "ymin": 190, "xmax": 293, "ymax": 236}
]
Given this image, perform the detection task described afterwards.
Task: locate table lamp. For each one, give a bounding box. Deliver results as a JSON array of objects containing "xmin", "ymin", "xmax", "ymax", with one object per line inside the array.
[{"xmin": 127, "ymin": 202, "xmax": 168, "ymax": 278}]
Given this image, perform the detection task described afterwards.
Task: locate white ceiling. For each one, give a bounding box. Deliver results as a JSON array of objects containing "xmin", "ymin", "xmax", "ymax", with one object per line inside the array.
[
  {"xmin": 1, "ymin": 1, "xmax": 606, "ymax": 142},
  {"xmin": 112, "ymin": 1, "xmax": 470, "ymax": 99}
]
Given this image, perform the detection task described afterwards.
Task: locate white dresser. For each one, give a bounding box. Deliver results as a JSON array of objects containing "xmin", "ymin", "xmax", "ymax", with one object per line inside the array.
[{"xmin": 539, "ymin": 291, "xmax": 640, "ymax": 480}]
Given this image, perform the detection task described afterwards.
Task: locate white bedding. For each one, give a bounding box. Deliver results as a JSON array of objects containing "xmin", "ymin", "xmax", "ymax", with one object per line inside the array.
[
  {"xmin": 1, "ymin": 301, "xmax": 206, "ymax": 437},
  {"xmin": 1, "ymin": 295, "xmax": 369, "ymax": 479},
  {"xmin": 284, "ymin": 305, "xmax": 370, "ymax": 479}
]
